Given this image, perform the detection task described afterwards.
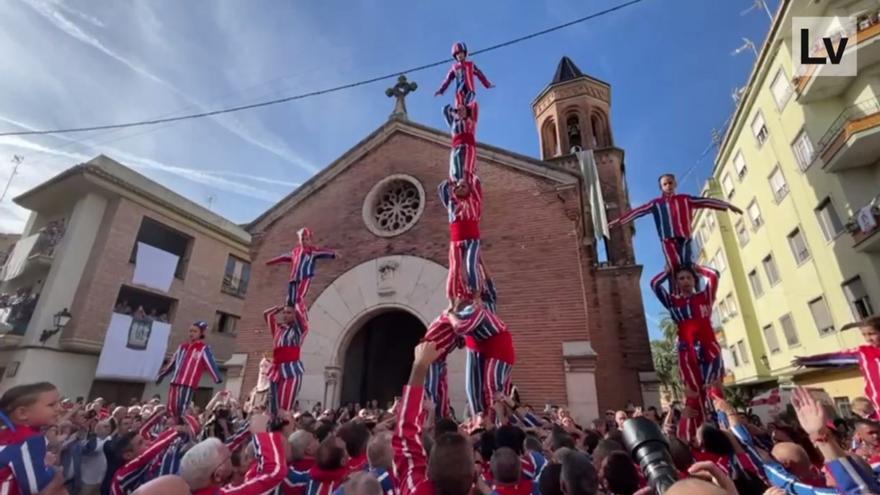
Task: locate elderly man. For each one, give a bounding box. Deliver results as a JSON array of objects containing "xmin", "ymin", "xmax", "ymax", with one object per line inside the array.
[{"xmin": 179, "ymin": 413, "xmax": 286, "ymax": 495}]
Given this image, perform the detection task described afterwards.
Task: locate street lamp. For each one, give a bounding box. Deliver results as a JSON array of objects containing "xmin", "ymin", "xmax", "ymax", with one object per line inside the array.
[{"xmin": 39, "ymin": 308, "xmax": 72, "ymax": 343}]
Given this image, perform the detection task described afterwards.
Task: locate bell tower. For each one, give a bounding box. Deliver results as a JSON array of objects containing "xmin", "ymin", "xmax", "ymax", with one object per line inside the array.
[{"xmin": 532, "ymin": 56, "xmax": 613, "ymax": 159}]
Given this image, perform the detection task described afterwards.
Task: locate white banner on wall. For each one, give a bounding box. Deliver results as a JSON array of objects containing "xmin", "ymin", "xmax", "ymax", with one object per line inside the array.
[
  {"xmin": 96, "ymin": 313, "xmax": 170, "ymax": 381},
  {"xmin": 132, "ymin": 242, "xmax": 179, "ymax": 293}
]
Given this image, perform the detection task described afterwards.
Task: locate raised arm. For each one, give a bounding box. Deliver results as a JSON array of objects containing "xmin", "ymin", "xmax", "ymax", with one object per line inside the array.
[
  {"xmin": 222, "ymin": 431, "xmax": 288, "ymax": 495},
  {"xmin": 263, "ymin": 305, "xmax": 281, "ymax": 330},
  {"xmin": 694, "ymin": 263, "xmax": 720, "ymax": 304},
  {"xmin": 311, "ymin": 246, "xmax": 337, "ymax": 260},
  {"xmin": 393, "ymin": 342, "xmax": 442, "ymax": 495},
  {"xmin": 202, "ymin": 345, "xmax": 223, "ymax": 384},
  {"xmin": 474, "ymin": 64, "xmax": 493, "ymax": 89},
  {"xmin": 443, "ymin": 104, "xmax": 455, "ymax": 128},
  {"xmin": 265, "ymin": 253, "xmax": 292, "ymax": 266},
  {"xmin": 139, "ymin": 407, "xmax": 166, "ymax": 440},
  {"xmin": 650, "ymin": 270, "xmax": 673, "ymax": 310},
  {"xmin": 793, "ymin": 348, "xmax": 860, "ymax": 368},
  {"xmin": 225, "ymin": 420, "xmax": 252, "ymax": 454},
  {"xmin": 608, "ymin": 200, "xmax": 655, "ymax": 229}
]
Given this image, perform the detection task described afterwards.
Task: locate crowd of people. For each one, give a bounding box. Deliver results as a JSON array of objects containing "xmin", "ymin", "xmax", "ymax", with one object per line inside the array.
[
  {"xmin": 113, "ymin": 301, "xmax": 169, "ymax": 323},
  {"xmin": 2, "ymin": 322, "xmax": 880, "ymax": 495},
  {"xmin": 0, "ymin": 287, "xmax": 40, "ymax": 333}
]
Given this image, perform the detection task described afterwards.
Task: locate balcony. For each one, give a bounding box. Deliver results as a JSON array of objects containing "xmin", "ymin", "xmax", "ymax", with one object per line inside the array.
[
  {"xmin": 0, "ymin": 291, "xmax": 40, "ymax": 335},
  {"xmin": 221, "ymin": 273, "xmax": 249, "ymax": 298},
  {"xmin": 796, "ymin": 15, "xmax": 880, "ymax": 103},
  {"xmin": 0, "ymin": 221, "xmax": 65, "ymax": 282},
  {"xmin": 815, "ymin": 97, "xmax": 880, "ymax": 172},
  {"xmin": 847, "ymin": 200, "xmax": 880, "ymax": 253}
]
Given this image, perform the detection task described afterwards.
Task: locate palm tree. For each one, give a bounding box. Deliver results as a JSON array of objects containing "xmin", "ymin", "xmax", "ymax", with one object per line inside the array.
[{"xmin": 651, "ymin": 315, "xmax": 682, "ymax": 402}]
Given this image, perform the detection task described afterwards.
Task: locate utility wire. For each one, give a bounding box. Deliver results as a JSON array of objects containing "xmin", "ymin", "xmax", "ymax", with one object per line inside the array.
[{"xmin": 0, "ymin": 0, "xmax": 647, "ymax": 138}]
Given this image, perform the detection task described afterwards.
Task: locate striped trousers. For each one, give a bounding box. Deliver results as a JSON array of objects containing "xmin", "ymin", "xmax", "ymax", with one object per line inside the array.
[
  {"xmin": 270, "ymin": 368, "xmax": 304, "ymax": 417},
  {"xmin": 676, "ymin": 338, "xmax": 724, "ymax": 442},
  {"xmin": 661, "ymin": 237, "xmax": 695, "ymax": 273},
  {"xmin": 449, "ymin": 143, "xmax": 477, "ymax": 184},
  {"xmin": 287, "ymin": 278, "xmax": 311, "ymax": 307},
  {"xmin": 447, "ymin": 239, "xmax": 482, "ymax": 301},
  {"xmin": 465, "ymin": 349, "xmax": 513, "ymax": 418},
  {"xmin": 425, "ymin": 360, "xmax": 450, "ymax": 418},
  {"xmin": 167, "ymin": 384, "xmax": 195, "ymax": 417}
]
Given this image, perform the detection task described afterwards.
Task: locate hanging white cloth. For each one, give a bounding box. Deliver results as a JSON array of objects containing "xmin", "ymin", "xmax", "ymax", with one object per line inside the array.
[
  {"xmin": 95, "ymin": 313, "xmax": 171, "ymax": 381},
  {"xmin": 132, "ymin": 242, "xmax": 179, "ymax": 293}
]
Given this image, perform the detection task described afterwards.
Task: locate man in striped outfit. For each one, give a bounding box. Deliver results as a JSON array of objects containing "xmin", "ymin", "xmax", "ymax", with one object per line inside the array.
[
  {"xmin": 435, "ymin": 42, "xmax": 494, "ymax": 108},
  {"xmin": 439, "ymin": 176, "xmax": 484, "ymax": 305},
  {"xmin": 443, "ymin": 102, "xmax": 478, "ymax": 185},
  {"xmin": 422, "ymin": 311, "xmax": 463, "ymax": 419},
  {"xmin": 794, "ymin": 315, "xmax": 880, "ymax": 413},
  {"xmin": 265, "ymin": 304, "xmax": 309, "ymax": 418},
  {"xmin": 110, "ymin": 427, "xmax": 185, "ymax": 495},
  {"xmin": 266, "ymin": 227, "xmax": 337, "ymax": 308},
  {"xmin": 651, "ymin": 264, "xmax": 724, "ymax": 442},
  {"xmin": 609, "ymin": 173, "xmax": 742, "ymax": 274},
  {"xmin": 157, "ymin": 321, "xmax": 223, "ymax": 418}
]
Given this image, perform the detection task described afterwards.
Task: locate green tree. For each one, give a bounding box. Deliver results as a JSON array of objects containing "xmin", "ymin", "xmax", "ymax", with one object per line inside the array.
[{"xmin": 651, "ymin": 316, "xmax": 682, "ymax": 402}]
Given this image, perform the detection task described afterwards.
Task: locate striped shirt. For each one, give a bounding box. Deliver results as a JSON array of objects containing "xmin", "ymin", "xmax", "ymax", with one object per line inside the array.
[
  {"xmin": 439, "ymin": 178, "xmax": 483, "ymax": 225},
  {"xmin": 436, "ymin": 61, "xmax": 493, "ymax": 97},
  {"xmin": 650, "ymin": 265, "xmax": 719, "ymax": 323},
  {"xmin": 110, "ymin": 429, "xmax": 181, "ymax": 495},
  {"xmin": 796, "ymin": 345, "xmax": 880, "ymax": 412},
  {"xmin": 265, "ymin": 306, "xmax": 308, "ymax": 380},
  {"xmin": 609, "ymin": 193, "xmax": 734, "ymax": 240},
  {"xmin": 157, "ymin": 340, "xmax": 223, "ymax": 388},
  {"xmin": 0, "ymin": 425, "xmax": 55, "ymax": 495},
  {"xmin": 266, "ymin": 246, "xmax": 336, "ymax": 283}
]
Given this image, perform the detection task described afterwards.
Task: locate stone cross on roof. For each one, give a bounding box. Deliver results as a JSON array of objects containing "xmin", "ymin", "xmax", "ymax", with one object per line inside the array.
[{"xmin": 386, "ymin": 75, "xmax": 418, "ymax": 120}]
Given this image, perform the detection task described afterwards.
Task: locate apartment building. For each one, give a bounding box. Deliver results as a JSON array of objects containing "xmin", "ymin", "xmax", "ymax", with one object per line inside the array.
[
  {"xmin": 0, "ymin": 155, "xmax": 251, "ymax": 405},
  {"xmin": 692, "ymin": 0, "xmax": 880, "ymax": 413}
]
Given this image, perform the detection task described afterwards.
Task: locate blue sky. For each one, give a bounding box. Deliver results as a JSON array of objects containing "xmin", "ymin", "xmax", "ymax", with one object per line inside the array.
[{"xmin": 0, "ymin": 0, "xmax": 777, "ymax": 338}]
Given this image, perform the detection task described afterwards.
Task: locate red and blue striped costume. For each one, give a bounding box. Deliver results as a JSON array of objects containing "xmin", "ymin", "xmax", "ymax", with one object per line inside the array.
[
  {"xmin": 439, "ymin": 177, "xmax": 484, "ymax": 302},
  {"xmin": 421, "ymin": 312, "xmax": 463, "ymax": 418},
  {"xmin": 465, "ymin": 277, "xmax": 514, "ymax": 419},
  {"xmin": 443, "ymin": 103, "xmax": 478, "ymax": 184},
  {"xmin": 265, "ymin": 305, "xmax": 309, "ymax": 417},
  {"xmin": 190, "ymin": 432, "xmax": 287, "ymax": 495},
  {"xmin": 651, "ymin": 264, "xmax": 724, "ymax": 442},
  {"xmin": 0, "ymin": 424, "xmax": 55, "ymax": 495},
  {"xmin": 110, "ymin": 429, "xmax": 182, "ymax": 495},
  {"xmin": 266, "ymin": 228, "xmax": 336, "ymax": 307},
  {"xmin": 435, "ymin": 43, "xmax": 493, "ymax": 108},
  {"xmin": 609, "ymin": 193, "xmax": 736, "ymax": 271},
  {"xmin": 157, "ymin": 340, "xmax": 223, "ymax": 417},
  {"xmin": 283, "ymin": 466, "xmax": 348, "ymax": 495},
  {"xmin": 795, "ymin": 345, "xmax": 880, "ymax": 413},
  {"xmin": 392, "ymin": 384, "xmax": 434, "ymax": 495}
]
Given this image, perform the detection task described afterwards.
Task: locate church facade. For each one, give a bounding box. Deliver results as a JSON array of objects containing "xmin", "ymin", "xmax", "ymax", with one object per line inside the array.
[{"xmin": 230, "ymin": 57, "xmax": 657, "ymax": 422}]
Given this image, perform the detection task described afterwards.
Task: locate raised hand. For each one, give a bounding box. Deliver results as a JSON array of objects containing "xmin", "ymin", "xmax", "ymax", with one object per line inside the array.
[{"xmin": 791, "ymin": 386, "xmax": 827, "ymax": 437}]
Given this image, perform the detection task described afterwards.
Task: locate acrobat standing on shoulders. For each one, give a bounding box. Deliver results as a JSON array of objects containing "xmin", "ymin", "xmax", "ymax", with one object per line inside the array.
[
  {"xmin": 435, "ymin": 42, "xmax": 494, "ymax": 108},
  {"xmin": 651, "ymin": 264, "xmax": 724, "ymax": 442},
  {"xmin": 439, "ymin": 176, "xmax": 484, "ymax": 306},
  {"xmin": 265, "ymin": 227, "xmax": 337, "ymax": 307},
  {"xmin": 443, "ymin": 102, "xmax": 479, "ymax": 185},
  {"xmin": 156, "ymin": 320, "xmax": 223, "ymax": 418},
  {"xmin": 609, "ymin": 173, "xmax": 742, "ymax": 274},
  {"xmin": 263, "ymin": 303, "xmax": 309, "ymax": 418}
]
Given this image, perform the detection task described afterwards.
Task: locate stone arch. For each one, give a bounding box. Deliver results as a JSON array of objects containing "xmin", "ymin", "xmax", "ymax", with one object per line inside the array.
[
  {"xmin": 590, "ymin": 111, "xmax": 611, "ymax": 148},
  {"xmin": 297, "ymin": 255, "xmax": 468, "ymax": 414},
  {"xmin": 541, "ymin": 118, "xmax": 558, "ymax": 159}
]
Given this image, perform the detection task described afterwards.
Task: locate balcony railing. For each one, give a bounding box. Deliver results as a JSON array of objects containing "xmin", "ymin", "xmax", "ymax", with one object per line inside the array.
[
  {"xmin": 221, "ymin": 274, "xmax": 249, "ymax": 298},
  {"xmin": 814, "ymin": 97, "xmax": 880, "ymax": 169},
  {"xmin": 847, "ymin": 196, "xmax": 880, "ymax": 252}
]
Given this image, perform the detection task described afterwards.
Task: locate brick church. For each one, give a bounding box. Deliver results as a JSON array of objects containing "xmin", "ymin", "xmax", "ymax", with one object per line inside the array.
[{"xmin": 232, "ymin": 57, "xmax": 656, "ymax": 422}]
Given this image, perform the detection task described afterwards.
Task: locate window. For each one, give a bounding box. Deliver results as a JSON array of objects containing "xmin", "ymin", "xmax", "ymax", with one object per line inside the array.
[
  {"xmin": 733, "ymin": 151, "xmax": 748, "ymax": 181},
  {"xmin": 815, "ymin": 198, "xmax": 844, "ymax": 241},
  {"xmin": 792, "ymin": 130, "xmax": 815, "ymax": 171},
  {"xmin": 736, "ymin": 219, "xmax": 750, "ymax": 246},
  {"xmin": 752, "ymin": 112, "xmax": 769, "ymax": 146},
  {"xmin": 214, "ymin": 311, "xmax": 239, "ymax": 335},
  {"xmin": 834, "ymin": 397, "xmax": 853, "ymax": 419},
  {"xmin": 721, "ymin": 173, "xmax": 735, "ymax": 199},
  {"xmin": 808, "ymin": 296, "xmax": 835, "ymax": 335},
  {"xmin": 748, "ymin": 269, "xmax": 764, "ymax": 297},
  {"xmin": 770, "ymin": 68, "xmax": 793, "ymax": 109},
  {"xmin": 763, "ymin": 324, "xmax": 781, "ymax": 354},
  {"xmin": 222, "ymin": 255, "xmax": 251, "ymax": 297},
  {"xmin": 706, "ymin": 213, "xmax": 716, "ymax": 233},
  {"xmin": 730, "ymin": 346, "xmax": 741, "ymax": 367},
  {"xmin": 714, "ymin": 249, "xmax": 727, "ymax": 272},
  {"xmin": 843, "ymin": 276, "xmax": 875, "ymax": 320},
  {"xmin": 769, "ymin": 166, "xmax": 789, "ymax": 202},
  {"xmin": 737, "ymin": 340, "xmax": 751, "ymax": 364},
  {"xmin": 747, "ymin": 200, "xmax": 764, "ymax": 230},
  {"xmin": 780, "ymin": 314, "xmax": 800, "ymax": 347},
  {"xmin": 725, "ymin": 293, "xmax": 738, "ymax": 316},
  {"xmin": 762, "ymin": 254, "xmax": 781, "ymax": 286},
  {"xmin": 712, "ymin": 308, "xmax": 723, "ymax": 328},
  {"xmin": 718, "ymin": 298, "xmax": 730, "ymax": 320},
  {"xmin": 787, "ymin": 227, "xmax": 811, "ymax": 264},
  {"xmin": 130, "ymin": 217, "xmax": 193, "ymax": 279}
]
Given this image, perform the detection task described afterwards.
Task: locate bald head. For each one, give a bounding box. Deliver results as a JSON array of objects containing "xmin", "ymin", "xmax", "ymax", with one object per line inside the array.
[
  {"xmin": 772, "ymin": 442, "xmax": 810, "ymax": 473},
  {"xmin": 344, "ymin": 472, "xmax": 382, "ymax": 495},
  {"xmin": 666, "ymin": 478, "xmax": 729, "ymax": 495},
  {"xmin": 132, "ymin": 475, "xmax": 190, "ymax": 495},
  {"xmin": 290, "ymin": 430, "xmax": 316, "ymax": 460},
  {"xmin": 491, "ymin": 447, "xmax": 521, "ymax": 484},
  {"xmin": 367, "ymin": 431, "xmax": 393, "ymax": 471}
]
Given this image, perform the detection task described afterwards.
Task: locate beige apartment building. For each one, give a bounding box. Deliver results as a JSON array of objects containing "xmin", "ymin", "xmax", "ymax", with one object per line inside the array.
[{"xmin": 0, "ymin": 155, "xmax": 251, "ymax": 405}]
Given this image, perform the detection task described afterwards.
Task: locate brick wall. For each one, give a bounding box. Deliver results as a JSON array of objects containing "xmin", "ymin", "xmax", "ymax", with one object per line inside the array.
[
  {"xmin": 64, "ymin": 197, "xmax": 245, "ymax": 361},
  {"xmin": 237, "ymin": 129, "xmax": 653, "ymax": 410}
]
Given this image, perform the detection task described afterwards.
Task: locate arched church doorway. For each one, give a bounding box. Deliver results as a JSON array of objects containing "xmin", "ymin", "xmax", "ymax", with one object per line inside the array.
[{"xmin": 339, "ymin": 310, "xmax": 426, "ymax": 407}]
